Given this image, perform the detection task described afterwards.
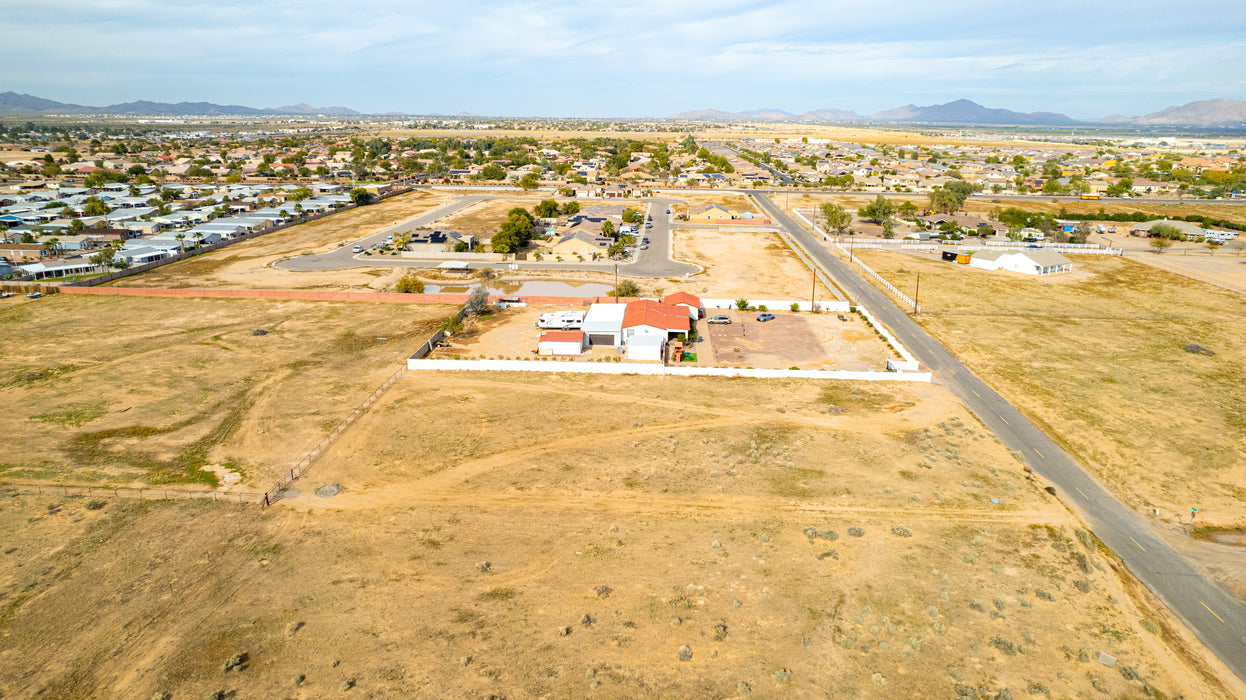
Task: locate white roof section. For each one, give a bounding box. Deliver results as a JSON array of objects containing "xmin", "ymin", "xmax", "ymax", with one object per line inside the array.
[{"xmin": 582, "ymin": 303, "xmax": 627, "ymax": 333}]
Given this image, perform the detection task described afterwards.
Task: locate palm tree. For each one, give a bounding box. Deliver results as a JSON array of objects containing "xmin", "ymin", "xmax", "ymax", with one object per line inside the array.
[
  {"xmin": 43, "ymin": 236, "xmax": 60, "ymax": 258},
  {"xmin": 175, "ymin": 232, "xmax": 186, "ymax": 253},
  {"xmin": 192, "ymin": 231, "xmax": 204, "ymax": 248}
]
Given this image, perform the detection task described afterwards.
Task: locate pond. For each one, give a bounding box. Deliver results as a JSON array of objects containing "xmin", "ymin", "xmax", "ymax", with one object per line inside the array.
[{"xmin": 424, "ymin": 280, "xmax": 614, "ymax": 297}]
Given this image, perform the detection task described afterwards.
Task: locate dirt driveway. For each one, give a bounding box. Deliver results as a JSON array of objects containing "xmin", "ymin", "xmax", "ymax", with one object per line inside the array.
[{"xmin": 701, "ymin": 310, "xmax": 892, "ymax": 370}]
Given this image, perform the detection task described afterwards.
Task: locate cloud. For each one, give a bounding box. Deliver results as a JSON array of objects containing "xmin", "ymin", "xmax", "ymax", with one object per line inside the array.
[{"xmin": 0, "ymin": 0, "xmax": 1242, "ymax": 117}]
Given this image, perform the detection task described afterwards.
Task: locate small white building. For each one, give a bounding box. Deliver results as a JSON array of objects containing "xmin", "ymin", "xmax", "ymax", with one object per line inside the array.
[
  {"xmin": 537, "ymin": 331, "xmax": 587, "ymax": 356},
  {"xmin": 582, "ymin": 303, "xmax": 627, "ymax": 347},
  {"xmin": 625, "ymin": 334, "xmax": 666, "ymax": 362},
  {"xmin": 968, "ymin": 249, "xmax": 1072, "ymax": 276}
]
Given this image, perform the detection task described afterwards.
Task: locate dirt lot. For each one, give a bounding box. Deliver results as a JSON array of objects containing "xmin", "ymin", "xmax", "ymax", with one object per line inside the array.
[
  {"xmin": 701, "ymin": 310, "xmax": 893, "ymax": 370},
  {"xmin": 670, "ymin": 227, "xmax": 837, "ymax": 300},
  {"xmin": 671, "ymin": 192, "xmax": 759, "ymax": 218},
  {"xmin": 850, "ymin": 252, "xmax": 1246, "ymax": 524},
  {"xmin": 1, "ymin": 372, "xmax": 1238, "ymax": 698},
  {"xmin": 109, "ymin": 189, "xmax": 457, "ymax": 290},
  {"xmin": 0, "ymin": 294, "xmax": 452, "ymax": 487},
  {"xmin": 1120, "ymin": 251, "xmax": 1246, "ymax": 295},
  {"xmin": 428, "ymin": 305, "xmax": 616, "ymax": 361},
  {"xmin": 434, "ymin": 196, "xmax": 560, "ymax": 239}
]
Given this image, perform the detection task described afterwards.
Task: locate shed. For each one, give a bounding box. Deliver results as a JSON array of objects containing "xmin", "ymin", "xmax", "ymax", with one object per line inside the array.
[
  {"xmin": 537, "ymin": 331, "xmax": 587, "ymax": 356},
  {"xmin": 582, "ymin": 303, "xmax": 627, "ymax": 347},
  {"xmin": 662, "ymin": 292, "xmax": 704, "ymax": 319},
  {"xmin": 625, "ymin": 334, "xmax": 666, "ymax": 362}
]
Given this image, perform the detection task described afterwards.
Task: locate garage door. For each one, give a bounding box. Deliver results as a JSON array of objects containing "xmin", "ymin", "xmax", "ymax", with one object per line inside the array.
[{"xmin": 588, "ymin": 333, "xmax": 615, "ymax": 346}]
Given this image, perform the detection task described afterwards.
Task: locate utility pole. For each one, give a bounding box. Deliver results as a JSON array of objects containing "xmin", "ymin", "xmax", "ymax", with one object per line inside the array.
[
  {"xmin": 614, "ymin": 263, "xmax": 618, "ymax": 303},
  {"xmin": 811, "ymin": 267, "xmax": 816, "ymax": 312},
  {"xmin": 913, "ymin": 272, "xmax": 920, "ymax": 314}
]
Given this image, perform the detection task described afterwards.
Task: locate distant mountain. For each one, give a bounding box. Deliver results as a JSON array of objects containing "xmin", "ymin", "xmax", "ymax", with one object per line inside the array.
[
  {"xmin": 870, "ymin": 104, "xmax": 921, "ymax": 121},
  {"xmin": 1109, "ymin": 98, "xmax": 1246, "ymax": 126},
  {"xmin": 0, "ymin": 91, "xmax": 360, "ymax": 116},
  {"xmin": 800, "ymin": 108, "xmax": 863, "ymax": 122},
  {"xmin": 872, "ymin": 99, "xmax": 1079, "ymax": 125}
]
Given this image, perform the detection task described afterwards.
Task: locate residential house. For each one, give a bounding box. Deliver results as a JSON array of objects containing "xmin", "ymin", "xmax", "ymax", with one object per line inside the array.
[
  {"xmin": 967, "ymin": 250, "xmax": 1072, "ymax": 276},
  {"xmin": 549, "ymin": 230, "xmax": 611, "ymax": 259},
  {"xmin": 537, "ymin": 331, "xmax": 587, "ymax": 356},
  {"xmin": 662, "ymin": 292, "xmax": 704, "ymax": 320}
]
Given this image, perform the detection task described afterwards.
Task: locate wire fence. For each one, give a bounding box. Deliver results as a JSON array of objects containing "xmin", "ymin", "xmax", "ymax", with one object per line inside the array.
[
  {"xmin": 259, "ymin": 364, "xmax": 408, "ymax": 506},
  {"xmin": 833, "ymin": 243, "xmax": 921, "ymax": 313},
  {"xmin": 1, "ymin": 482, "xmax": 267, "ymax": 504}
]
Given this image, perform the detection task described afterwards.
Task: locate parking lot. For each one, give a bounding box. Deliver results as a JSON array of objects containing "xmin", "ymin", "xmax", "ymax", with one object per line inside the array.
[{"xmin": 698, "ymin": 309, "xmax": 894, "ymax": 370}]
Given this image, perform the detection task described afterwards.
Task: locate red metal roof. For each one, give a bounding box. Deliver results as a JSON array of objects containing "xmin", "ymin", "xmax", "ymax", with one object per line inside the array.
[
  {"xmin": 621, "ymin": 299, "xmax": 690, "ymax": 332},
  {"xmin": 539, "ymin": 331, "xmax": 585, "ymax": 343},
  {"xmin": 662, "ymin": 292, "xmax": 702, "ymax": 308}
]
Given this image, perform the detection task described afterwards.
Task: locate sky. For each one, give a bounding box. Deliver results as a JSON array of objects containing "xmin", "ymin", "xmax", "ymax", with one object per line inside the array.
[{"xmin": 2, "ymin": 0, "xmax": 1244, "ymax": 119}]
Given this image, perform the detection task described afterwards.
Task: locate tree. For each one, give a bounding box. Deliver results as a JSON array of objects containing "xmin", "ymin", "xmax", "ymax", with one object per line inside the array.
[
  {"xmin": 290, "ymin": 185, "xmax": 312, "ymax": 201},
  {"xmin": 1070, "ymin": 222, "xmax": 1092, "ymax": 245},
  {"xmin": 562, "ymin": 201, "xmax": 580, "ymax": 216},
  {"xmin": 613, "ymin": 279, "xmax": 641, "ymax": 298},
  {"xmin": 479, "ymin": 163, "xmax": 506, "ymax": 180},
  {"xmin": 1149, "ymin": 236, "xmax": 1172, "ymax": 253},
  {"xmin": 440, "ymin": 315, "xmax": 464, "ymax": 335},
  {"xmin": 820, "ymin": 202, "xmax": 851, "ymax": 234},
  {"xmin": 89, "ymin": 246, "xmax": 115, "ymax": 270},
  {"xmin": 464, "ymin": 285, "xmax": 491, "ymax": 315},
  {"xmin": 175, "ymin": 232, "xmax": 186, "ymax": 253},
  {"xmin": 927, "ymin": 188, "xmax": 961, "ymax": 214},
  {"xmin": 859, "ymin": 195, "xmax": 894, "ymax": 223},
  {"xmin": 534, "ymin": 199, "xmax": 559, "ymax": 218},
  {"xmin": 82, "ymin": 197, "xmax": 110, "ymax": 217},
  {"xmin": 600, "ymin": 220, "xmax": 615, "ymax": 238},
  {"xmin": 490, "ymin": 229, "xmax": 519, "ymax": 255},
  {"xmin": 349, "ymin": 187, "xmax": 373, "ymax": 206},
  {"xmin": 734, "ymin": 298, "xmax": 750, "ymax": 310},
  {"xmin": 897, "ymin": 201, "xmax": 919, "ymax": 220},
  {"xmin": 68, "ymin": 218, "xmax": 84, "ymax": 234},
  {"xmin": 518, "ymin": 172, "xmax": 540, "ymax": 191},
  {"xmin": 394, "ymin": 272, "xmax": 425, "ymax": 293}
]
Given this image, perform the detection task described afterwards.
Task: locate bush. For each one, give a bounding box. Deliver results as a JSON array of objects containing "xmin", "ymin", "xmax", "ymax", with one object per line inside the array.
[
  {"xmin": 790, "ymin": 302, "xmax": 800, "ymax": 312},
  {"xmin": 890, "ymin": 525, "xmax": 913, "ymax": 537},
  {"xmin": 734, "ymin": 298, "xmax": 749, "ymax": 310},
  {"xmin": 757, "ymin": 304, "xmax": 767, "ymax": 312},
  {"xmin": 848, "ymin": 527, "xmax": 865, "ymax": 537},
  {"xmin": 394, "ymin": 272, "xmax": 424, "ymax": 293},
  {"xmin": 440, "ymin": 315, "xmax": 463, "ymax": 335}
]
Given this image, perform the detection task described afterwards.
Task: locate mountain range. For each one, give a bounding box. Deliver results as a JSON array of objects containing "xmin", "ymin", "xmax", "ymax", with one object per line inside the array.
[
  {"xmin": 669, "ymin": 98, "xmax": 1246, "ymax": 126},
  {"xmin": 3, "ymin": 91, "xmax": 1244, "ymax": 126},
  {"xmin": 0, "ymin": 92, "xmax": 359, "ymax": 117}
]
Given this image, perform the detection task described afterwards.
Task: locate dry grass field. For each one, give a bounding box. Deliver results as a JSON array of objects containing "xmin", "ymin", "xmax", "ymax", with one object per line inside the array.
[
  {"xmin": 671, "ymin": 192, "xmax": 759, "ymax": 217},
  {"xmin": 670, "ymin": 226, "xmax": 836, "ymax": 299},
  {"xmin": 111, "ymin": 189, "xmax": 456, "ymax": 290},
  {"xmin": 1, "ymin": 371, "xmax": 1238, "ymax": 698},
  {"xmin": 0, "ymin": 295, "xmax": 452, "ymax": 487},
  {"xmin": 850, "ymin": 252, "xmax": 1246, "ymax": 526}
]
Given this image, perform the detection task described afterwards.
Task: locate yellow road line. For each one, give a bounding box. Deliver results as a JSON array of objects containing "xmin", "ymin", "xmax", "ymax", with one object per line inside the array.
[
  {"xmin": 1130, "ymin": 536, "xmax": 1146, "ymax": 552},
  {"xmin": 1000, "ymin": 416, "xmax": 1009, "ymax": 425},
  {"xmin": 1201, "ymin": 601, "xmax": 1225, "ymax": 623},
  {"xmin": 1034, "ymin": 448, "xmax": 1045, "ymax": 459},
  {"xmin": 1075, "ymin": 487, "xmax": 1088, "ymax": 499},
  {"xmin": 971, "ymin": 390, "xmax": 980, "ymax": 397}
]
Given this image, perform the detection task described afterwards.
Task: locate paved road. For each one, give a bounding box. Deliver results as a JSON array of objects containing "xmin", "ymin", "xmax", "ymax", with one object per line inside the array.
[
  {"xmin": 752, "ymin": 193, "xmax": 1246, "ymax": 682},
  {"xmin": 278, "ymin": 195, "xmax": 698, "ymax": 278}
]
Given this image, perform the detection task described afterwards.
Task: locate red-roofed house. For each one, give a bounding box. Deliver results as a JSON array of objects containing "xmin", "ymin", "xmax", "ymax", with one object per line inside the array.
[
  {"xmin": 622, "ymin": 299, "xmax": 689, "ymax": 343},
  {"xmin": 661, "ymin": 292, "xmax": 703, "ymax": 320},
  {"xmin": 538, "ymin": 330, "xmax": 588, "ymax": 356}
]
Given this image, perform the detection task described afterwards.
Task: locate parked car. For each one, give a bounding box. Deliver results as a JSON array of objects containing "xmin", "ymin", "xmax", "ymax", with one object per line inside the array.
[
  {"xmin": 665, "ymin": 209, "xmax": 671, "ymax": 214},
  {"xmin": 756, "ymin": 312, "xmax": 775, "ymax": 322},
  {"xmin": 352, "ymin": 245, "xmax": 363, "ymax": 253},
  {"xmin": 25, "ymin": 292, "xmax": 42, "ymax": 299},
  {"xmin": 645, "ymin": 222, "xmax": 653, "ymax": 228},
  {"xmin": 646, "ymin": 214, "xmax": 653, "ymax": 221},
  {"xmin": 707, "ymin": 315, "xmax": 732, "ymax": 324}
]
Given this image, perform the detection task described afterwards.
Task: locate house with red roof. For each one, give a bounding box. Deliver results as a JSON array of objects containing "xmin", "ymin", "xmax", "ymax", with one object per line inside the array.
[
  {"xmin": 622, "ymin": 299, "xmax": 689, "ymax": 343},
  {"xmin": 661, "ymin": 292, "xmax": 703, "ymax": 320}
]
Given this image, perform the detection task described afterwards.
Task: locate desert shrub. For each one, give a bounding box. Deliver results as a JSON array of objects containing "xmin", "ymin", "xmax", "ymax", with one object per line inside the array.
[
  {"xmin": 340, "ymin": 679, "xmax": 355, "ymax": 691},
  {"xmin": 85, "ymin": 500, "xmax": 106, "ymax": 510},
  {"xmin": 774, "ymin": 669, "xmax": 792, "ymax": 683},
  {"xmin": 1026, "ymin": 681, "xmax": 1048, "ymax": 695},
  {"xmin": 1035, "ymin": 589, "xmax": 1054, "ymax": 601},
  {"xmin": 1074, "ymin": 579, "xmax": 1092, "ymax": 593},
  {"xmin": 221, "ymin": 652, "xmax": 248, "ymax": 673},
  {"xmin": 394, "ymin": 272, "xmax": 425, "ymax": 293},
  {"xmin": 848, "ymin": 527, "xmax": 865, "ymax": 537},
  {"xmin": 994, "ymin": 597, "xmax": 1007, "ymax": 612},
  {"xmin": 989, "ymin": 636, "xmax": 1018, "ymax": 655},
  {"xmin": 947, "ymin": 666, "xmax": 964, "ymax": 681},
  {"xmin": 890, "ymin": 525, "xmax": 913, "ymax": 537},
  {"xmin": 677, "ymin": 645, "xmax": 693, "ymax": 661},
  {"xmin": 790, "ymin": 302, "xmax": 800, "ymax": 312},
  {"xmin": 970, "ymin": 600, "xmax": 985, "ymax": 613},
  {"xmin": 841, "ymin": 637, "xmax": 855, "ymax": 649}
]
